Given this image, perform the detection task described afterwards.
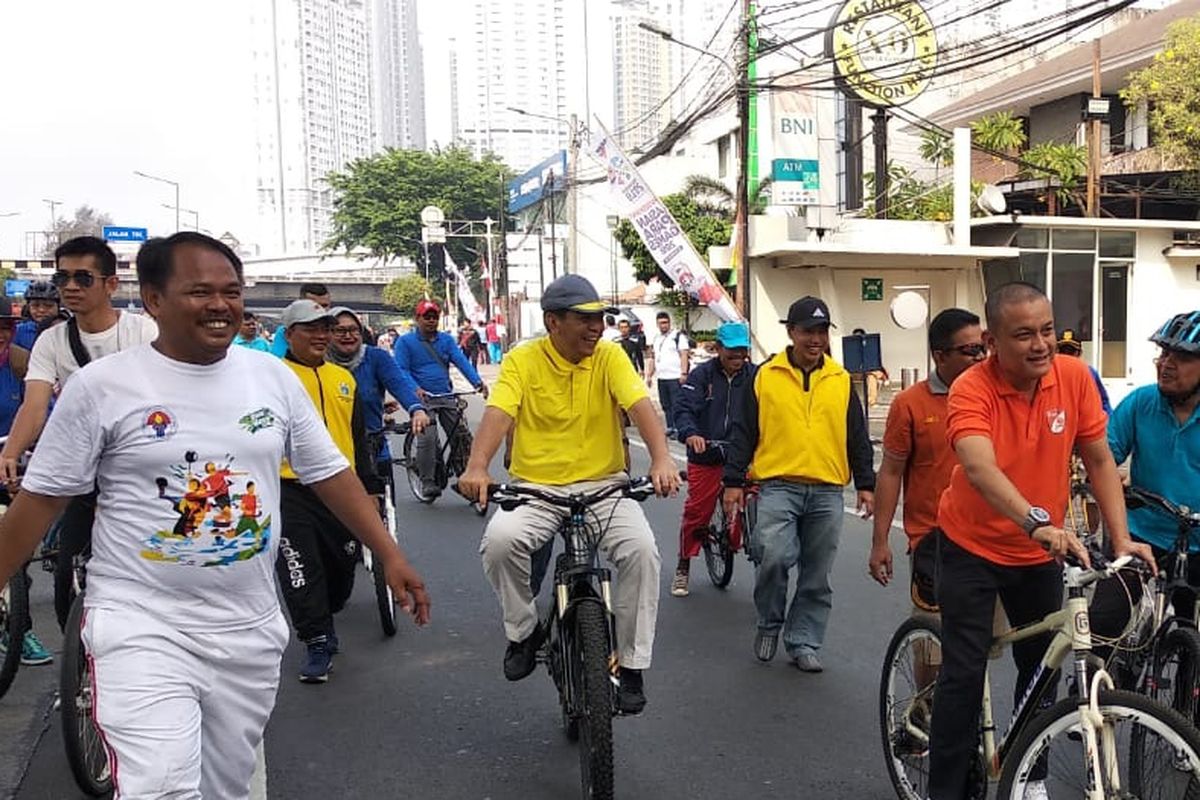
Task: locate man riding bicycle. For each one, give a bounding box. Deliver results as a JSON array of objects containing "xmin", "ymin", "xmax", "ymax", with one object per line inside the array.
[
  {"xmin": 394, "ymin": 300, "xmax": 487, "ymax": 498},
  {"xmin": 327, "ymin": 306, "xmax": 429, "ymax": 491},
  {"xmin": 671, "ymin": 321, "xmax": 755, "ymax": 598},
  {"xmin": 459, "ymin": 274, "xmax": 679, "ymax": 715}
]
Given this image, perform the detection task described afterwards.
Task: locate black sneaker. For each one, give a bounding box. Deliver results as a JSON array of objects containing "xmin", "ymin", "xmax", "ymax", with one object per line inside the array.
[
  {"xmin": 617, "ymin": 668, "xmax": 646, "ymax": 715},
  {"xmin": 299, "ymin": 636, "xmax": 333, "ymax": 684},
  {"xmin": 503, "ymin": 631, "xmax": 540, "ymax": 681}
]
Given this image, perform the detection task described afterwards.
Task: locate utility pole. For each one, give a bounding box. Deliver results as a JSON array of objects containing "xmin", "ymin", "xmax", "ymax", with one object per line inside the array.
[
  {"xmin": 567, "ymin": 113, "xmax": 579, "ymax": 275},
  {"xmin": 43, "ymin": 199, "xmax": 62, "ymax": 248},
  {"xmin": 483, "ymin": 216, "xmax": 496, "ymax": 320},
  {"xmin": 547, "ymin": 170, "xmax": 558, "ymax": 279},
  {"xmin": 873, "ymin": 109, "xmax": 889, "ymax": 219},
  {"xmin": 1087, "ymin": 39, "xmax": 1102, "ymax": 218},
  {"xmin": 734, "ymin": 0, "xmax": 753, "ymax": 319}
]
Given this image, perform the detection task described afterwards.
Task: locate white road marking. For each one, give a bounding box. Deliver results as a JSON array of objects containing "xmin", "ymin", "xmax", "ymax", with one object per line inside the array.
[{"xmin": 250, "ymin": 741, "xmax": 267, "ymax": 800}]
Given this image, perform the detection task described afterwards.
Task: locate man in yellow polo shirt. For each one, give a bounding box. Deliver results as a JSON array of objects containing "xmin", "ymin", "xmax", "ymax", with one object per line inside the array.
[{"xmin": 459, "ymin": 274, "xmax": 679, "ymax": 715}]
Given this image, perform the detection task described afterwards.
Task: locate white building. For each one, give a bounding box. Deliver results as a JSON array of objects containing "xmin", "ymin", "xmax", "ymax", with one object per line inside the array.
[
  {"xmin": 453, "ymin": 0, "xmax": 577, "ymax": 170},
  {"xmin": 252, "ymin": 0, "xmax": 375, "ymax": 254},
  {"xmin": 611, "ymin": 1, "xmax": 674, "ymax": 151},
  {"xmin": 368, "ymin": 0, "xmax": 426, "ymax": 150}
]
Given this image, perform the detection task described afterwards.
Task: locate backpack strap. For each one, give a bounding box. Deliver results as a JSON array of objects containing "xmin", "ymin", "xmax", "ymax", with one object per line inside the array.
[{"xmin": 66, "ymin": 317, "xmax": 91, "ymax": 368}]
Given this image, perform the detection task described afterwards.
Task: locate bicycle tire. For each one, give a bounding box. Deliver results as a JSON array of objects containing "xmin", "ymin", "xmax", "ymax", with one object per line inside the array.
[
  {"xmin": 402, "ymin": 432, "xmax": 435, "ymax": 504},
  {"xmin": 881, "ymin": 616, "xmax": 940, "ymax": 800},
  {"xmin": 53, "ymin": 552, "xmax": 76, "ymax": 633},
  {"xmin": 573, "ymin": 601, "xmax": 615, "ymax": 800},
  {"xmin": 0, "ymin": 567, "xmax": 30, "ymax": 701},
  {"xmin": 372, "ymin": 558, "xmax": 398, "ymax": 637},
  {"xmin": 1147, "ymin": 625, "xmax": 1200, "ymax": 725},
  {"xmin": 997, "ymin": 688, "xmax": 1200, "ymax": 799},
  {"xmin": 60, "ymin": 594, "xmax": 113, "ymax": 797},
  {"xmin": 701, "ymin": 505, "xmax": 734, "ymax": 589},
  {"xmin": 740, "ymin": 495, "xmax": 757, "ymax": 558}
]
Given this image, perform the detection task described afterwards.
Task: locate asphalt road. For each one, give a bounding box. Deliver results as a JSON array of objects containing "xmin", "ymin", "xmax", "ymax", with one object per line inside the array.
[{"xmin": 7, "ymin": 397, "xmax": 944, "ymax": 800}]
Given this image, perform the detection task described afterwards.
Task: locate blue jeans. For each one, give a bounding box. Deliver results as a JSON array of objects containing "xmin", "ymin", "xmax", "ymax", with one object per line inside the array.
[{"xmin": 751, "ymin": 481, "xmax": 844, "ymax": 657}]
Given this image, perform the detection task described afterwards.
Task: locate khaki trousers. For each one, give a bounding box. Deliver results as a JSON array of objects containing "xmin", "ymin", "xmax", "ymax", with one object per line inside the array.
[{"xmin": 480, "ymin": 477, "xmax": 661, "ymax": 669}]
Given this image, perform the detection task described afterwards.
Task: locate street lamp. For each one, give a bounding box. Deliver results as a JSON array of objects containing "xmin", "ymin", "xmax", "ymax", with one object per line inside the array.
[
  {"xmin": 134, "ymin": 170, "xmax": 180, "ymax": 232},
  {"xmin": 162, "ymin": 203, "xmax": 200, "ymax": 231},
  {"xmin": 636, "ymin": 22, "xmax": 737, "ymax": 79}
]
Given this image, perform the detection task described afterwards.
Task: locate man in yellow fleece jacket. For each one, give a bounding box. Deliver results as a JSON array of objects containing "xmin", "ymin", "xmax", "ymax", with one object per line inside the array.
[{"xmin": 723, "ymin": 296, "xmax": 875, "ymax": 672}]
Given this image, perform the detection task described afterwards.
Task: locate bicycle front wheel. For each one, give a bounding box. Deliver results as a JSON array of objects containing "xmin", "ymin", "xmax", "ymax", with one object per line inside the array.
[
  {"xmin": 1148, "ymin": 626, "xmax": 1200, "ymax": 724},
  {"xmin": 880, "ymin": 616, "xmax": 943, "ymax": 800},
  {"xmin": 572, "ymin": 601, "xmax": 615, "ymax": 800},
  {"xmin": 61, "ymin": 594, "xmax": 113, "ymax": 797},
  {"xmin": 402, "ymin": 432, "xmax": 435, "ymax": 504},
  {"xmin": 997, "ymin": 688, "xmax": 1200, "ymax": 799},
  {"xmin": 701, "ymin": 505, "xmax": 734, "ymax": 589},
  {"xmin": 0, "ymin": 567, "xmax": 29, "ymax": 700}
]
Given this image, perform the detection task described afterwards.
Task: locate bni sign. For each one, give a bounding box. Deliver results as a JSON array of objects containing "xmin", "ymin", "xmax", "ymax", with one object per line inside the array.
[
  {"xmin": 770, "ymin": 87, "xmax": 820, "ymax": 206},
  {"xmin": 102, "ymin": 226, "xmax": 148, "ymax": 243}
]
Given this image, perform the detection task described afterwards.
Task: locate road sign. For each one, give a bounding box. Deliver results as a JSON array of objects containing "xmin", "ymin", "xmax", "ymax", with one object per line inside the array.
[
  {"xmin": 102, "ymin": 226, "xmax": 148, "ymax": 242},
  {"xmin": 5, "ymin": 279, "xmax": 29, "ymax": 296}
]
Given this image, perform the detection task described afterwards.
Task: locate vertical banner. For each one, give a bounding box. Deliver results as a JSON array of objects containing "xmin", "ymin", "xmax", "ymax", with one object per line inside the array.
[
  {"xmin": 770, "ymin": 87, "xmax": 821, "ymax": 206},
  {"xmin": 588, "ymin": 120, "xmax": 743, "ymax": 323},
  {"xmin": 444, "ymin": 251, "xmax": 486, "ymax": 325}
]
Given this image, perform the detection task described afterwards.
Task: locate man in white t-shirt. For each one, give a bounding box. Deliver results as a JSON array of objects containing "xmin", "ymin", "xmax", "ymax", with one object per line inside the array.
[
  {"xmin": 0, "ymin": 232, "xmax": 430, "ymax": 800},
  {"xmin": 601, "ymin": 313, "xmax": 622, "ymax": 342},
  {"xmin": 646, "ymin": 310, "xmax": 690, "ymax": 436}
]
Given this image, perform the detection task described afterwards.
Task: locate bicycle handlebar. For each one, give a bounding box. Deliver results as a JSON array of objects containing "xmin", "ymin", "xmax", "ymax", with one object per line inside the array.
[
  {"xmin": 486, "ymin": 477, "xmax": 657, "ymax": 512},
  {"xmin": 1125, "ymin": 485, "xmax": 1200, "ymax": 525}
]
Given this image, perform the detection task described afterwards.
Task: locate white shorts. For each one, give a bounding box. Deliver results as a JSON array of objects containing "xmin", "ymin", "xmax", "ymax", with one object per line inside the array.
[{"xmin": 82, "ymin": 605, "xmax": 289, "ymax": 799}]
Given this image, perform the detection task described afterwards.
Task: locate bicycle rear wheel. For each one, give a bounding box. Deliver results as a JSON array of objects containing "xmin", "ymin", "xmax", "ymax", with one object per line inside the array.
[
  {"xmin": 1147, "ymin": 626, "xmax": 1200, "ymax": 725},
  {"xmin": 572, "ymin": 601, "xmax": 615, "ymax": 800},
  {"xmin": 0, "ymin": 567, "xmax": 30, "ymax": 700},
  {"xmin": 701, "ymin": 504, "xmax": 734, "ymax": 589},
  {"xmin": 997, "ymin": 688, "xmax": 1200, "ymax": 799},
  {"xmin": 61, "ymin": 594, "xmax": 112, "ymax": 797}
]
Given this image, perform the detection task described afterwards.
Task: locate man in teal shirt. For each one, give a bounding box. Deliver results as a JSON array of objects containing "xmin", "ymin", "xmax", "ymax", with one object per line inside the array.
[{"xmin": 233, "ymin": 311, "xmax": 269, "ymax": 352}]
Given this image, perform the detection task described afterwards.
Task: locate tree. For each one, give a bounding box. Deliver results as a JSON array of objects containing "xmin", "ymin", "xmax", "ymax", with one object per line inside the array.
[
  {"xmin": 679, "ymin": 174, "xmax": 774, "ymax": 215},
  {"xmin": 919, "ymin": 129, "xmax": 954, "ymax": 173},
  {"xmin": 1122, "ymin": 14, "xmax": 1200, "ymax": 169},
  {"xmin": 43, "ymin": 205, "xmax": 114, "ymax": 255},
  {"xmin": 1023, "ymin": 142, "xmax": 1089, "ymax": 210},
  {"xmin": 613, "ymin": 194, "xmax": 732, "ymax": 285},
  {"xmin": 324, "ymin": 145, "xmax": 511, "ymax": 283},
  {"xmin": 382, "ymin": 275, "xmax": 440, "ymax": 318},
  {"xmin": 970, "ymin": 112, "xmax": 1027, "ymax": 154}
]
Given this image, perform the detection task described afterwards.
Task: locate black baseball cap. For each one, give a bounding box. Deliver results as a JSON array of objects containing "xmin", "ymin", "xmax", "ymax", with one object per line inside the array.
[
  {"xmin": 782, "ymin": 296, "xmax": 835, "ymax": 329},
  {"xmin": 541, "ymin": 274, "xmax": 619, "ymax": 314}
]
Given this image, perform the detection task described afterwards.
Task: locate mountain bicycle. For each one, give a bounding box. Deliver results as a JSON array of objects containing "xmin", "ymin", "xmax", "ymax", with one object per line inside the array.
[
  {"xmin": 880, "ymin": 549, "xmax": 1200, "ymax": 800},
  {"xmin": 60, "ymin": 559, "xmax": 111, "ymax": 797},
  {"xmin": 1104, "ymin": 485, "xmax": 1200, "ymax": 724},
  {"xmin": 487, "ymin": 477, "xmax": 659, "ymax": 800},
  {"xmin": 0, "ymin": 557, "xmax": 29, "ymax": 700},
  {"xmin": 399, "ymin": 391, "xmax": 483, "ymax": 514},
  {"xmin": 688, "ymin": 440, "xmax": 757, "ymax": 589}
]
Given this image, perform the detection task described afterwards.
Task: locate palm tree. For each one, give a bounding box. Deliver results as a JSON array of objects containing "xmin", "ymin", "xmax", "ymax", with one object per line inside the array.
[
  {"xmin": 919, "ymin": 129, "xmax": 954, "ymax": 171},
  {"xmin": 681, "ymin": 174, "xmax": 776, "ymax": 215},
  {"xmin": 970, "ymin": 112, "xmax": 1027, "ymax": 155},
  {"xmin": 1023, "ymin": 141, "xmax": 1089, "ymax": 213}
]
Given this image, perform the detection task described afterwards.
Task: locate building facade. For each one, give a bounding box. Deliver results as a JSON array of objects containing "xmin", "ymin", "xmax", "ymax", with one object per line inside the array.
[
  {"xmin": 611, "ymin": 1, "xmax": 674, "ymax": 151},
  {"xmin": 369, "ymin": 0, "xmax": 427, "ymax": 151},
  {"xmin": 453, "ymin": 0, "xmax": 572, "ymax": 171}
]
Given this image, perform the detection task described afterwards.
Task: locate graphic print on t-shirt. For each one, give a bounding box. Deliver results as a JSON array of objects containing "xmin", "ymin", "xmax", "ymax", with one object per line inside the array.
[{"xmin": 143, "ymin": 450, "xmax": 271, "ymax": 567}]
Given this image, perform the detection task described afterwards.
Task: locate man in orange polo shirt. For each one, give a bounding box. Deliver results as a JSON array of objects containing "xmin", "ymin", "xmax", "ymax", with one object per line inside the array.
[
  {"xmin": 868, "ymin": 308, "xmax": 985, "ymax": 609},
  {"xmin": 925, "ymin": 282, "xmax": 1152, "ymax": 800}
]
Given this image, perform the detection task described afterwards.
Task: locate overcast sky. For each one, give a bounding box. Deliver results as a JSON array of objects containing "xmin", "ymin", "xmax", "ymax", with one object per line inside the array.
[{"xmin": 0, "ymin": 0, "xmax": 463, "ymax": 258}]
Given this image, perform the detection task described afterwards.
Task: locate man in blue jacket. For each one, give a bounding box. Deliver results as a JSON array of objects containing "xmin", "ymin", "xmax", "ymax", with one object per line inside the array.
[
  {"xmin": 671, "ymin": 321, "xmax": 756, "ymax": 597},
  {"xmin": 327, "ymin": 307, "xmax": 429, "ymax": 490},
  {"xmin": 394, "ymin": 300, "xmax": 488, "ymax": 497}
]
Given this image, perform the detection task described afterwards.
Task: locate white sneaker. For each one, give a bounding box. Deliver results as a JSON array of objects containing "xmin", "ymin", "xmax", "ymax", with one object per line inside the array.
[
  {"xmin": 670, "ymin": 570, "xmax": 689, "ymax": 597},
  {"xmin": 1023, "ymin": 780, "xmax": 1049, "ymax": 800}
]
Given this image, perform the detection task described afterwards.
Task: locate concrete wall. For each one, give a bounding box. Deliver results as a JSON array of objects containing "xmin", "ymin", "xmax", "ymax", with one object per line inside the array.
[{"xmin": 749, "ymin": 263, "xmax": 986, "ymax": 377}]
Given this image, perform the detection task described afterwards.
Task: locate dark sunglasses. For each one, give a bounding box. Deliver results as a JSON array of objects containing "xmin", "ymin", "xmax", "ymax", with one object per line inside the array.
[
  {"xmin": 943, "ymin": 343, "xmax": 986, "ymax": 358},
  {"xmin": 52, "ymin": 269, "xmax": 98, "ymax": 289},
  {"xmin": 420, "ymin": 312, "xmax": 440, "ymax": 320}
]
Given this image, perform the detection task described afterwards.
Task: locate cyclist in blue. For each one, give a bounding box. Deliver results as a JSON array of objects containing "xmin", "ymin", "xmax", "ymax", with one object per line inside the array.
[
  {"xmin": 393, "ymin": 300, "xmax": 488, "ymax": 498},
  {"xmin": 14, "ymin": 281, "xmax": 63, "ymax": 351},
  {"xmin": 327, "ymin": 307, "xmax": 429, "ymax": 488}
]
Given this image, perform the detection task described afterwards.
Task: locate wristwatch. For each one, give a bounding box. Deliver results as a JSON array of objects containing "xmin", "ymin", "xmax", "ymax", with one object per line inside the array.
[{"xmin": 1023, "ymin": 506, "xmax": 1052, "ymax": 537}]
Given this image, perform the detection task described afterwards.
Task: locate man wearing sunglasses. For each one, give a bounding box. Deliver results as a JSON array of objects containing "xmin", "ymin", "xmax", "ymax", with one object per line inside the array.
[
  {"xmin": 869, "ymin": 309, "xmax": 985, "ymax": 619},
  {"xmin": 393, "ymin": 300, "xmax": 488, "ymax": 498},
  {"xmin": 270, "ymin": 283, "xmax": 331, "ymax": 358}
]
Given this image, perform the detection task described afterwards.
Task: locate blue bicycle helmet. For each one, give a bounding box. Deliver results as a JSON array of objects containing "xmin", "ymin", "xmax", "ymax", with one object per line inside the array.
[
  {"xmin": 1150, "ymin": 312, "xmax": 1200, "ymax": 353},
  {"xmin": 24, "ymin": 280, "xmax": 59, "ymax": 302}
]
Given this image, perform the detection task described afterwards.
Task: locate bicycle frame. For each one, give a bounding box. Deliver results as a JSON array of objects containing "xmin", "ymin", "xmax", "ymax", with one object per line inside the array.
[{"xmin": 421, "ymin": 393, "xmax": 473, "ymax": 477}]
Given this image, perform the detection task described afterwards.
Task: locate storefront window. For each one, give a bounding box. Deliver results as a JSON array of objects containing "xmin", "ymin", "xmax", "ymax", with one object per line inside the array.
[{"xmin": 1052, "ymin": 228, "xmax": 1097, "ymax": 250}]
